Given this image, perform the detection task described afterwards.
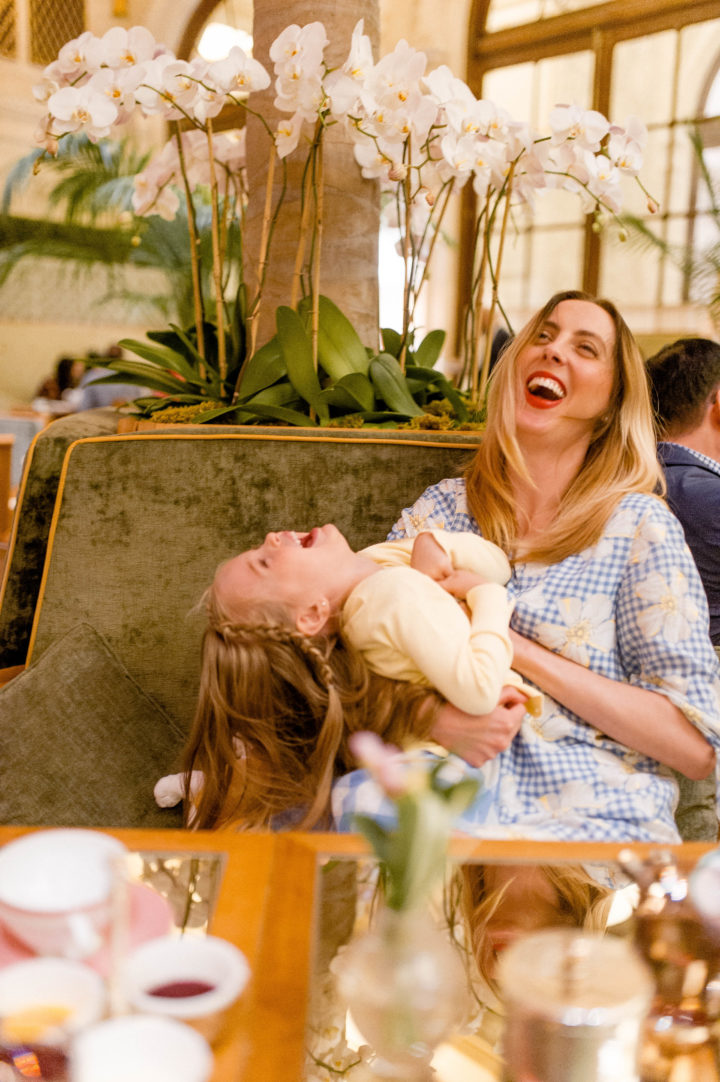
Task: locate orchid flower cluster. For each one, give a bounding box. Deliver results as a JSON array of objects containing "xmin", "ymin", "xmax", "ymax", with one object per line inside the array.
[
  {"xmin": 348, "ymin": 732, "xmax": 479, "ymax": 913},
  {"xmin": 31, "ymin": 21, "xmax": 655, "ymax": 403}
]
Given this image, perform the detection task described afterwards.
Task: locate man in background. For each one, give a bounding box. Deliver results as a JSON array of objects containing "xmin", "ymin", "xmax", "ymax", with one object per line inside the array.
[{"xmin": 647, "ymin": 337, "xmax": 720, "ymax": 651}]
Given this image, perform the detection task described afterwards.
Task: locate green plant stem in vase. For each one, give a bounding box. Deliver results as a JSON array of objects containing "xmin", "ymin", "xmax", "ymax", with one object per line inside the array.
[{"xmin": 334, "ymin": 733, "xmax": 479, "ymax": 1079}]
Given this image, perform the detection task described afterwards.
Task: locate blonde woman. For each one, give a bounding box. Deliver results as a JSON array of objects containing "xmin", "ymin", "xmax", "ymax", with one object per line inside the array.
[{"xmin": 333, "ymin": 291, "xmax": 720, "ymax": 843}]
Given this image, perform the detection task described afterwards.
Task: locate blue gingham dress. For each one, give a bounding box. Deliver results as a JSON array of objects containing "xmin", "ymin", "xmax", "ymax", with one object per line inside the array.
[{"xmin": 332, "ymin": 479, "xmax": 720, "ymax": 842}]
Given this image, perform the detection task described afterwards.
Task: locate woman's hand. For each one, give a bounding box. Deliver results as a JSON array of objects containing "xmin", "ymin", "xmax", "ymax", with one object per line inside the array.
[
  {"xmin": 508, "ymin": 629, "xmax": 716, "ymax": 779},
  {"xmin": 430, "ymin": 686, "xmax": 528, "ymax": 766}
]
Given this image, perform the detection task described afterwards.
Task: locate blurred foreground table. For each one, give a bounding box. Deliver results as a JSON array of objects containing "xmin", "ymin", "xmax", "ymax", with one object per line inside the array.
[{"xmin": 0, "ymin": 828, "xmax": 716, "ymax": 1082}]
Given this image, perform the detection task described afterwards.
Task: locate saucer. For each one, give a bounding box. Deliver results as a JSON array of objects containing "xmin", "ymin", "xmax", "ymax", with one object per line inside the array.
[{"xmin": 0, "ymin": 884, "xmax": 173, "ymax": 977}]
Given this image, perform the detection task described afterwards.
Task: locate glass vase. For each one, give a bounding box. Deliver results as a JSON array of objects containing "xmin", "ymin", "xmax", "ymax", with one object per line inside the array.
[{"xmin": 335, "ymin": 903, "xmax": 468, "ymax": 1080}]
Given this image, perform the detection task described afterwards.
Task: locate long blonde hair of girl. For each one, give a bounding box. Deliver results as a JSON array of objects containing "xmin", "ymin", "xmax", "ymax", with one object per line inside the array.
[
  {"xmin": 180, "ymin": 584, "xmax": 439, "ymax": 831},
  {"xmin": 467, "ymin": 290, "xmax": 663, "ymax": 564}
]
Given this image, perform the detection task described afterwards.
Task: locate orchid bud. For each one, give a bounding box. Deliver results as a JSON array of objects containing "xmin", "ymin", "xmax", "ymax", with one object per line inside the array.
[
  {"xmin": 131, "ymin": 235, "xmax": 142, "ymax": 247},
  {"xmin": 424, "ymin": 188, "xmax": 435, "ymax": 207},
  {"xmin": 618, "ymin": 228, "xmax": 628, "ymax": 242},
  {"xmin": 647, "ymin": 197, "xmax": 659, "ymax": 214},
  {"xmin": 388, "ymin": 163, "xmax": 407, "ymax": 182}
]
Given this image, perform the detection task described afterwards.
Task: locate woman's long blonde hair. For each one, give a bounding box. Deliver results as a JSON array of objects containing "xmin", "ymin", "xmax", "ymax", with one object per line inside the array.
[
  {"xmin": 461, "ymin": 862, "xmax": 614, "ymax": 993},
  {"xmin": 467, "ymin": 290, "xmax": 663, "ymax": 563},
  {"xmin": 180, "ymin": 583, "xmax": 439, "ymax": 831}
]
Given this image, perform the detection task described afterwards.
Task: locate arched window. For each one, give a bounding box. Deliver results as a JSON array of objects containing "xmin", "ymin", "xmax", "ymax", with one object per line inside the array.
[{"xmin": 463, "ymin": 0, "xmax": 720, "ymax": 334}]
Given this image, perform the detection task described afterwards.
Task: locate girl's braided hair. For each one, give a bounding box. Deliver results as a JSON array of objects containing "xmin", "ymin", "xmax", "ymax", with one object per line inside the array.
[{"xmin": 180, "ymin": 581, "xmax": 439, "ymax": 831}]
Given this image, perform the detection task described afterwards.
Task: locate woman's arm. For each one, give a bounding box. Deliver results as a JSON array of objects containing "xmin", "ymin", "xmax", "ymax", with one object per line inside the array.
[
  {"xmin": 429, "ymin": 686, "xmax": 528, "ymax": 766},
  {"xmin": 509, "ymin": 629, "xmax": 716, "ymax": 779}
]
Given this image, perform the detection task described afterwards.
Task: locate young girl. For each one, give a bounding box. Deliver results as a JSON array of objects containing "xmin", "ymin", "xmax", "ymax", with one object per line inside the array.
[{"xmin": 155, "ymin": 525, "xmax": 538, "ymax": 829}]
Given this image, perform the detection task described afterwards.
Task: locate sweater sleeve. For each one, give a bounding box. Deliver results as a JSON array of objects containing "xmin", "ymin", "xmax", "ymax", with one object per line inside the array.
[
  {"xmin": 425, "ymin": 529, "xmax": 511, "ymax": 584},
  {"xmin": 343, "ymin": 568, "xmax": 516, "ymax": 715}
]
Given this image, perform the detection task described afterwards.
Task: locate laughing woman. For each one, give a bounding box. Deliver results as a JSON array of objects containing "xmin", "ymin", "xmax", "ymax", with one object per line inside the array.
[{"xmin": 333, "ymin": 290, "xmax": 720, "ymax": 843}]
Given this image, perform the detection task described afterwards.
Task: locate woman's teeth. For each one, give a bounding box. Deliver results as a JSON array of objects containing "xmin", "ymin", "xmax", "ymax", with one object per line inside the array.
[{"xmin": 527, "ymin": 376, "xmax": 565, "ymax": 401}]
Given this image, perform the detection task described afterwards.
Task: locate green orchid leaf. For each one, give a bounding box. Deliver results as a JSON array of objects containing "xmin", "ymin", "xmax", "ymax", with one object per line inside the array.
[
  {"xmin": 316, "ymin": 294, "xmax": 370, "ymax": 378},
  {"xmin": 230, "ymin": 401, "xmax": 319, "ymax": 426},
  {"xmin": 318, "ymin": 372, "xmax": 376, "ymax": 413},
  {"xmin": 117, "ymin": 338, "xmax": 205, "ymax": 385},
  {"xmin": 299, "ymin": 295, "xmax": 370, "ymax": 379},
  {"xmin": 275, "ymin": 306, "xmax": 328, "ymax": 422},
  {"xmin": 92, "ymin": 360, "xmax": 191, "ymax": 394},
  {"xmin": 413, "ymin": 329, "xmax": 446, "ymax": 368},
  {"xmin": 167, "ymin": 322, "xmax": 207, "ymax": 369},
  {"xmin": 246, "ymin": 380, "xmax": 299, "ymax": 407},
  {"xmin": 355, "ymin": 411, "xmax": 414, "ymax": 423},
  {"xmin": 236, "ymin": 337, "xmax": 287, "ymax": 399},
  {"xmin": 353, "ymin": 815, "xmax": 392, "ymax": 865},
  {"xmin": 369, "ymin": 353, "xmax": 425, "ymax": 416},
  {"xmin": 404, "ymin": 365, "xmax": 469, "ymax": 421},
  {"xmin": 381, "ymin": 327, "xmax": 403, "ymax": 358},
  {"xmin": 442, "ymin": 778, "xmax": 481, "ymax": 815}
]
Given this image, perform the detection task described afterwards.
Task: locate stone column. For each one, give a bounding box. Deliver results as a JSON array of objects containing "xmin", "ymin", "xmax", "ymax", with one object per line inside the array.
[{"xmin": 244, "ymin": 0, "xmax": 380, "ymax": 351}]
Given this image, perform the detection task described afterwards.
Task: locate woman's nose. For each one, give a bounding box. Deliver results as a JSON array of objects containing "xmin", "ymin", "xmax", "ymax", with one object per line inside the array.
[
  {"xmin": 265, "ymin": 532, "xmax": 281, "ymax": 547},
  {"xmin": 544, "ymin": 340, "xmax": 565, "ymax": 364}
]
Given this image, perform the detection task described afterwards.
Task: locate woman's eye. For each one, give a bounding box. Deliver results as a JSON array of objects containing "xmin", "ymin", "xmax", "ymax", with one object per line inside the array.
[
  {"xmin": 536, "ymin": 330, "xmax": 551, "ymax": 342},
  {"xmin": 578, "ymin": 342, "xmax": 597, "ymax": 356}
]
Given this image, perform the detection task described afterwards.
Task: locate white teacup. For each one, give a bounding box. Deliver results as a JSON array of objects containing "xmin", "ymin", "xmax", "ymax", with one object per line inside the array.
[
  {"xmin": 70, "ymin": 1015, "xmax": 213, "ymax": 1082},
  {"xmin": 0, "ymin": 957, "xmax": 106, "ymax": 1047},
  {"xmin": 0, "ymin": 829, "xmax": 126, "ymax": 958},
  {"xmin": 121, "ymin": 934, "xmax": 250, "ymax": 1043}
]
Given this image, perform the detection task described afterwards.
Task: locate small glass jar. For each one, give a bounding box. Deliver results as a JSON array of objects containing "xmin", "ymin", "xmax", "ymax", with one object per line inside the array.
[{"xmin": 498, "ymin": 928, "xmax": 654, "ymax": 1082}]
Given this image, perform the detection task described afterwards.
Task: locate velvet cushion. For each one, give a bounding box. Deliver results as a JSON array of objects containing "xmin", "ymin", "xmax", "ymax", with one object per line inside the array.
[
  {"xmin": 0, "ymin": 622, "xmax": 185, "ymax": 828},
  {"xmin": 0, "ymin": 408, "xmax": 121, "ymax": 667},
  {"xmin": 673, "ymin": 771, "xmax": 718, "ymax": 842}
]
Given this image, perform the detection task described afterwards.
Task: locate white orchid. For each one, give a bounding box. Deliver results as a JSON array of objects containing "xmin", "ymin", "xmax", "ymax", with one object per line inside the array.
[
  {"xmin": 55, "ymin": 31, "xmax": 95, "ymax": 79},
  {"xmin": 84, "ymin": 25, "xmax": 158, "ymax": 72},
  {"xmin": 549, "ymin": 103, "xmax": 610, "ymax": 151},
  {"xmin": 274, "ymin": 112, "xmax": 305, "ymax": 159},
  {"xmin": 46, "ymin": 83, "xmax": 118, "ymax": 140},
  {"xmin": 87, "ymin": 67, "xmax": 144, "ymax": 125},
  {"xmin": 326, "ymin": 19, "xmax": 375, "ymax": 118},
  {"xmin": 134, "ymin": 56, "xmax": 200, "ymax": 120},
  {"xmin": 607, "ymin": 116, "xmax": 647, "ymax": 175},
  {"xmin": 207, "ymin": 46, "xmax": 271, "ymax": 98}
]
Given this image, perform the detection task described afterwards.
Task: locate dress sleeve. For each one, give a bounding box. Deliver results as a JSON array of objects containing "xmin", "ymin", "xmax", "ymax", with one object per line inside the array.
[
  {"xmin": 387, "ymin": 478, "xmax": 474, "ymax": 540},
  {"xmin": 616, "ymin": 500, "xmax": 720, "ymax": 749}
]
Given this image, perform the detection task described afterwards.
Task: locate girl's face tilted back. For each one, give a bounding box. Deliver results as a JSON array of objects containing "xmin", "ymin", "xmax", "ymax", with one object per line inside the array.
[{"xmin": 214, "ymin": 524, "xmax": 366, "ymax": 635}]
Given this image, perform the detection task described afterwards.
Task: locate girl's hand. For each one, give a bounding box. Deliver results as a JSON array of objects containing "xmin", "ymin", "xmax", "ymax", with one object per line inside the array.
[
  {"xmin": 410, "ymin": 532, "xmax": 453, "ymax": 580},
  {"xmin": 439, "ymin": 569, "xmax": 488, "ymax": 599},
  {"xmin": 430, "ymin": 686, "xmax": 527, "ymax": 767}
]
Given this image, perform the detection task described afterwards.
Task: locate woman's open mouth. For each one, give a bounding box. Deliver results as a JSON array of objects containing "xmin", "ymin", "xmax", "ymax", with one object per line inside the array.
[{"xmin": 525, "ymin": 371, "xmax": 566, "ymax": 409}]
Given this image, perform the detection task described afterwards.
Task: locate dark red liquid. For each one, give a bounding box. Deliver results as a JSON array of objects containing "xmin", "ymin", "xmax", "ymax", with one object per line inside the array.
[
  {"xmin": 147, "ymin": 979, "xmax": 216, "ymax": 998},
  {"xmin": 0, "ymin": 1043, "xmax": 68, "ymax": 1080}
]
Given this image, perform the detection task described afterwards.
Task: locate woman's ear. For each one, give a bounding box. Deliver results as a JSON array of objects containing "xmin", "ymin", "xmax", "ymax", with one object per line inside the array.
[{"xmin": 295, "ymin": 597, "xmax": 331, "ymax": 637}]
